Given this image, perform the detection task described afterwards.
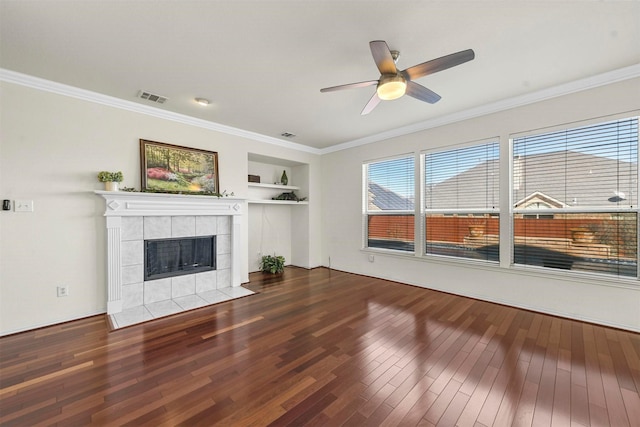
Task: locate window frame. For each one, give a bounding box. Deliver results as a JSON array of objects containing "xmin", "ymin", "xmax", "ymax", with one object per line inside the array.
[
  {"xmin": 363, "ymin": 153, "xmax": 416, "ymax": 254},
  {"xmin": 359, "ymin": 113, "xmax": 640, "ymax": 285},
  {"xmin": 509, "ymin": 115, "xmax": 639, "ymax": 279},
  {"xmin": 421, "ymin": 138, "xmax": 501, "ymax": 263}
]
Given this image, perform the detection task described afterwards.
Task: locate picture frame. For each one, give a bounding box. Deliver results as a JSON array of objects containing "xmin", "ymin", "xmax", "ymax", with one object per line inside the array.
[{"xmin": 140, "ymin": 139, "xmax": 219, "ymax": 194}]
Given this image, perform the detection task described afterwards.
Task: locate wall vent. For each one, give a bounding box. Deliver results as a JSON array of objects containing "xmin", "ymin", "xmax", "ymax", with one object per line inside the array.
[{"xmin": 137, "ymin": 90, "xmax": 168, "ymax": 104}]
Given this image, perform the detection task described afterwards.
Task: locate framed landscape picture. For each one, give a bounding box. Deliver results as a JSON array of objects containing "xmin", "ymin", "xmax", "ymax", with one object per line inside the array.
[{"xmin": 140, "ymin": 139, "xmax": 219, "ymax": 194}]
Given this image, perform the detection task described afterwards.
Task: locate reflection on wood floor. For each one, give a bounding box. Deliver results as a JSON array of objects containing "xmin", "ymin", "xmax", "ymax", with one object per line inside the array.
[{"xmin": 1, "ymin": 267, "xmax": 639, "ymax": 426}]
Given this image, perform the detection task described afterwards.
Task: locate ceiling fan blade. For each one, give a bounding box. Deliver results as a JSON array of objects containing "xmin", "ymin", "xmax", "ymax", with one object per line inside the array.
[
  {"xmin": 361, "ymin": 92, "xmax": 381, "ymax": 115},
  {"xmin": 320, "ymin": 80, "xmax": 378, "ymax": 93},
  {"xmin": 370, "ymin": 40, "xmax": 397, "ymax": 75},
  {"xmin": 405, "ymin": 81, "xmax": 441, "ymax": 104},
  {"xmin": 402, "ymin": 49, "xmax": 475, "ymax": 81}
]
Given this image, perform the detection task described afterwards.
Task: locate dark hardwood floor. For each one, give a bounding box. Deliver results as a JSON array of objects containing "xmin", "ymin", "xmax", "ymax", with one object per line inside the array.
[{"xmin": 1, "ymin": 267, "xmax": 639, "ymax": 426}]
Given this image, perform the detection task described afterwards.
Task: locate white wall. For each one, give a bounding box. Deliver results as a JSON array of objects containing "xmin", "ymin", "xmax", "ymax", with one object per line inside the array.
[
  {"xmin": 248, "ymin": 204, "xmax": 292, "ymax": 272},
  {"xmin": 2, "ymin": 75, "xmax": 639, "ymax": 335},
  {"xmin": 0, "ymin": 81, "xmax": 322, "ymax": 335},
  {"xmin": 321, "ymin": 77, "xmax": 640, "ymax": 332}
]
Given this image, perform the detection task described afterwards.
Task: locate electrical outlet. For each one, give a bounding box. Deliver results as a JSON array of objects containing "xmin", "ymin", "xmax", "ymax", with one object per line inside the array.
[
  {"xmin": 57, "ymin": 286, "xmax": 69, "ymax": 297},
  {"xmin": 368, "ymin": 254, "xmax": 375, "ymax": 263},
  {"xmin": 15, "ymin": 200, "xmax": 34, "ymax": 212}
]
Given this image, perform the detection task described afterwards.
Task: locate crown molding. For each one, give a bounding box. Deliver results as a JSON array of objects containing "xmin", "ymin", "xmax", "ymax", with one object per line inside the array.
[
  {"xmin": 0, "ymin": 68, "xmax": 322, "ymax": 155},
  {"xmin": 320, "ymin": 63, "xmax": 640, "ymax": 155},
  {"xmin": 3, "ymin": 65, "xmax": 639, "ymax": 157}
]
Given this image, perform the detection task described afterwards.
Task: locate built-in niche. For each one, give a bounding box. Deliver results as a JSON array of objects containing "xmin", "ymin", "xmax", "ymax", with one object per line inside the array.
[{"xmin": 247, "ymin": 153, "xmax": 310, "ymax": 272}]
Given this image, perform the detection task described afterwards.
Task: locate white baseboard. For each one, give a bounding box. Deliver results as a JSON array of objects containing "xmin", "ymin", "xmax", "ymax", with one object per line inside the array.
[{"xmin": 0, "ymin": 309, "xmax": 106, "ymax": 337}]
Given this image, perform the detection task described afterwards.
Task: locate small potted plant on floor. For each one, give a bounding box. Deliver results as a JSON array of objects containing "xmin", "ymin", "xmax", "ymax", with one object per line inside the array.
[
  {"xmin": 260, "ymin": 254, "xmax": 285, "ymax": 274},
  {"xmin": 97, "ymin": 171, "xmax": 124, "ymax": 191}
]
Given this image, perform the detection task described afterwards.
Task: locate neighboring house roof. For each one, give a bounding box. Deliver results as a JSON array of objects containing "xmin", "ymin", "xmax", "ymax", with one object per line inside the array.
[
  {"xmin": 426, "ymin": 158, "xmax": 499, "ymax": 210},
  {"xmin": 514, "ymin": 191, "xmax": 566, "ymax": 209},
  {"xmin": 368, "ymin": 182, "xmax": 414, "ymax": 211},
  {"xmin": 514, "ymin": 151, "xmax": 636, "ymax": 208},
  {"xmin": 424, "ymin": 151, "xmax": 635, "ymax": 210}
]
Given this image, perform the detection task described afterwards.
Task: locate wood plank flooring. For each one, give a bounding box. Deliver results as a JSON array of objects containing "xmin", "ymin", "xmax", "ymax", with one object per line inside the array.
[{"xmin": 1, "ymin": 267, "xmax": 639, "ymax": 426}]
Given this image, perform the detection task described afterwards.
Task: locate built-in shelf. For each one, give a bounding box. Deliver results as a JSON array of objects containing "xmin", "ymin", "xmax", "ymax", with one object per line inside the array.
[
  {"xmin": 247, "ymin": 181, "xmax": 306, "ymax": 205},
  {"xmin": 248, "ymin": 199, "xmax": 309, "ymax": 205},
  {"xmin": 248, "ymin": 182, "xmax": 300, "ymax": 191},
  {"xmin": 247, "ymin": 153, "xmax": 310, "ymax": 272}
]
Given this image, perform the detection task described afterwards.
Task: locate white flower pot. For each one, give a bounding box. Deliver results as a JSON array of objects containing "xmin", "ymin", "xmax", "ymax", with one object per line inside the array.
[{"xmin": 104, "ymin": 182, "xmax": 119, "ymax": 191}]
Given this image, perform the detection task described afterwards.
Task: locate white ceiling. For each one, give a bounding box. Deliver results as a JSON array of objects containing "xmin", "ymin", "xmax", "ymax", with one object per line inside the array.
[{"xmin": 1, "ymin": 1, "xmax": 639, "ymax": 150}]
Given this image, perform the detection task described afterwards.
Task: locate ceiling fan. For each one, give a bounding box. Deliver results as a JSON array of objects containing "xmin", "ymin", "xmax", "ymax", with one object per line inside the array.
[{"xmin": 320, "ymin": 40, "xmax": 475, "ymax": 115}]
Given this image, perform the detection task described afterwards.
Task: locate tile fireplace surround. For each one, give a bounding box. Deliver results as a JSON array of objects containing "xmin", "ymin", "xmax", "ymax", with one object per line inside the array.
[{"xmin": 95, "ymin": 191, "xmax": 252, "ymax": 328}]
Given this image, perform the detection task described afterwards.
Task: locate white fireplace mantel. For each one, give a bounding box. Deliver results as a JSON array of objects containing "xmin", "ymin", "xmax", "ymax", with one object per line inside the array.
[
  {"xmin": 95, "ymin": 191, "xmax": 246, "ymax": 315},
  {"xmin": 95, "ymin": 190, "xmax": 245, "ymax": 217}
]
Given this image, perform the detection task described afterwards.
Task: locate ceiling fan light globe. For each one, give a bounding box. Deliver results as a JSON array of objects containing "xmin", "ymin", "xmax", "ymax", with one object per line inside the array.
[{"xmin": 376, "ymin": 76, "xmax": 407, "ymax": 101}]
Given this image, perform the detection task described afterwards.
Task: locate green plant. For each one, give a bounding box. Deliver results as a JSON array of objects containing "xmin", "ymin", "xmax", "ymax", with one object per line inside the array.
[
  {"xmin": 97, "ymin": 171, "xmax": 124, "ymax": 182},
  {"xmin": 260, "ymin": 254, "xmax": 285, "ymax": 274}
]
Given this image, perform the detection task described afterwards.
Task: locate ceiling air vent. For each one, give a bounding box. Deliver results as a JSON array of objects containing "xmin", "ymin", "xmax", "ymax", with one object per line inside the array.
[{"xmin": 137, "ymin": 90, "xmax": 168, "ymax": 104}]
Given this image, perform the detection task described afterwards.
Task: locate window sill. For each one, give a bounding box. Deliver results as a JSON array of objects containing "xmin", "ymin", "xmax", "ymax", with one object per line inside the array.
[{"xmin": 360, "ymin": 247, "xmax": 639, "ymax": 290}]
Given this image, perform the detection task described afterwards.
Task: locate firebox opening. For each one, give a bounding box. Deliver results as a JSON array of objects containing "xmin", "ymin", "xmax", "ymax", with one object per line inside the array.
[{"xmin": 144, "ymin": 235, "xmax": 216, "ymax": 281}]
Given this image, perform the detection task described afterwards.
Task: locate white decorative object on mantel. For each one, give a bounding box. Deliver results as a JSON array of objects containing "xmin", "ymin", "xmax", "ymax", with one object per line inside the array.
[{"xmin": 94, "ymin": 191, "xmax": 245, "ymax": 315}]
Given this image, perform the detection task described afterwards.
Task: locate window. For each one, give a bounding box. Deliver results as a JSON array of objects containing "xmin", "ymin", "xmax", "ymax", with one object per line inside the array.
[
  {"xmin": 512, "ymin": 117, "xmax": 638, "ymax": 277},
  {"xmin": 364, "ymin": 156, "xmax": 414, "ymax": 252},
  {"xmin": 424, "ymin": 141, "xmax": 499, "ymax": 261}
]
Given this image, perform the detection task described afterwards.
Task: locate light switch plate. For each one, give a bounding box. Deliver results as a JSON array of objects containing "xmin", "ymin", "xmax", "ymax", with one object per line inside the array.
[{"xmin": 15, "ymin": 200, "xmax": 34, "ymax": 212}]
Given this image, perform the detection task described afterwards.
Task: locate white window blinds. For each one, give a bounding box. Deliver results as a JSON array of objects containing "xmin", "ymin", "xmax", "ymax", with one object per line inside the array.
[
  {"xmin": 365, "ymin": 156, "xmax": 415, "ymax": 252},
  {"xmin": 512, "ymin": 117, "xmax": 638, "ymax": 277},
  {"xmin": 424, "ymin": 141, "xmax": 499, "ymax": 261}
]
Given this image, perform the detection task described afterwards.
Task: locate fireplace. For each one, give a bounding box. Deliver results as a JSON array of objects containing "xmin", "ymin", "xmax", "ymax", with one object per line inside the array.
[
  {"xmin": 145, "ymin": 235, "xmax": 216, "ymax": 281},
  {"xmin": 96, "ymin": 191, "xmax": 245, "ymax": 316}
]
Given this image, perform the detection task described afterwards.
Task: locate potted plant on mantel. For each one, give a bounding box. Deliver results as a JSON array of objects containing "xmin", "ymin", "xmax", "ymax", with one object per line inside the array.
[
  {"xmin": 260, "ymin": 254, "xmax": 285, "ymax": 274},
  {"xmin": 97, "ymin": 171, "xmax": 124, "ymax": 191}
]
